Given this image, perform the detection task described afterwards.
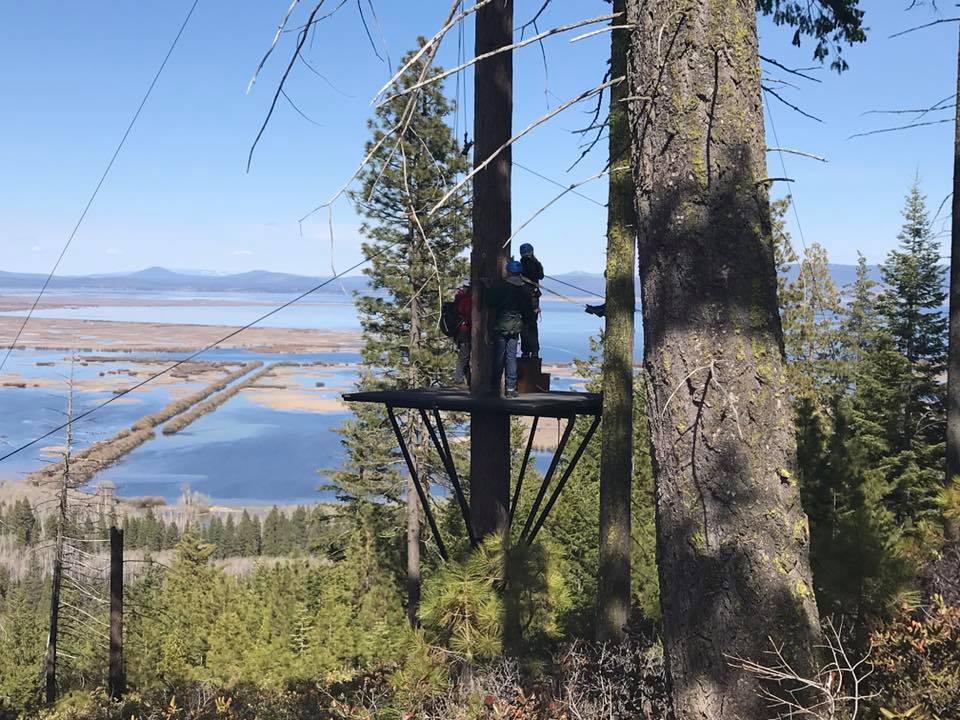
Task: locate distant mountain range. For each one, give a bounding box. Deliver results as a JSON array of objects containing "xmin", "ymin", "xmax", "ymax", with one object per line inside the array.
[{"xmin": 0, "ymin": 264, "xmax": 883, "ymax": 297}]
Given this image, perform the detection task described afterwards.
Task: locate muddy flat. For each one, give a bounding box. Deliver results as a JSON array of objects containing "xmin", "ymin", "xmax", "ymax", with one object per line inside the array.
[{"xmin": 0, "ymin": 315, "xmax": 361, "ymax": 354}]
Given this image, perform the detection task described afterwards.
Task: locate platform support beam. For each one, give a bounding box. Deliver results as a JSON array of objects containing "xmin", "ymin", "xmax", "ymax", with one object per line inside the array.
[
  {"xmin": 387, "ymin": 406, "xmax": 449, "ymax": 561},
  {"xmin": 526, "ymin": 415, "xmax": 602, "ymax": 544},
  {"xmin": 509, "ymin": 416, "xmax": 539, "ymax": 521},
  {"xmin": 420, "ymin": 409, "xmax": 476, "ymax": 548},
  {"xmin": 520, "ymin": 417, "xmax": 576, "ymax": 541},
  {"xmin": 470, "ymin": 0, "xmax": 513, "ymax": 541}
]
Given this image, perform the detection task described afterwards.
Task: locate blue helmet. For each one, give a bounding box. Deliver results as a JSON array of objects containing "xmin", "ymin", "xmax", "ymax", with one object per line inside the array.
[
  {"xmin": 519, "ymin": 243, "xmax": 534, "ymax": 257},
  {"xmin": 506, "ymin": 260, "xmax": 522, "ymax": 274}
]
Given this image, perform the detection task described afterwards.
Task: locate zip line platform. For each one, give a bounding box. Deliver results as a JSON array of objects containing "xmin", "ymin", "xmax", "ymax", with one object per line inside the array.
[
  {"xmin": 342, "ymin": 388, "xmax": 602, "ymax": 418},
  {"xmin": 343, "ymin": 388, "xmax": 602, "ymax": 559}
]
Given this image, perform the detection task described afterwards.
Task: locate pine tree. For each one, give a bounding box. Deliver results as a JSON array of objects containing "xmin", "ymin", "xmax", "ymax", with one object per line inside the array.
[
  {"xmin": 875, "ymin": 182, "xmax": 948, "ymax": 531},
  {"xmin": 335, "ymin": 43, "xmax": 470, "ymax": 623}
]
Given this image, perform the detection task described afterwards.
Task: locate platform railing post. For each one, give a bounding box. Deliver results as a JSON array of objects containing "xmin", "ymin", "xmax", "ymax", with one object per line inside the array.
[{"xmin": 386, "ymin": 405, "xmax": 449, "ymax": 561}]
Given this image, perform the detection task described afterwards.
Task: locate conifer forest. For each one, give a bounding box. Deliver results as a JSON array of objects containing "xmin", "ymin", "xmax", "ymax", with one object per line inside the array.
[{"xmin": 2, "ymin": 1, "xmax": 960, "ymax": 719}]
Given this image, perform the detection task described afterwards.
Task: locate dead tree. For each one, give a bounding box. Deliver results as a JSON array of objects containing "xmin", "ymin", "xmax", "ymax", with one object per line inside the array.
[
  {"xmin": 469, "ymin": 0, "xmax": 513, "ymax": 540},
  {"xmin": 43, "ymin": 370, "xmax": 75, "ymax": 703},
  {"xmin": 596, "ymin": 0, "xmax": 636, "ymax": 644},
  {"xmin": 108, "ymin": 526, "xmax": 124, "ymax": 700},
  {"xmin": 948, "ymin": 23, "xmax": 960, "ymax": 533},
  {"xmin": 626, "ymin": 1, "xmax": 821, "ymax": 716}
]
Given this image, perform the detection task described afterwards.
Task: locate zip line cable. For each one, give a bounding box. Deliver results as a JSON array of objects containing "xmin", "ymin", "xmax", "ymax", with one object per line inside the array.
[
  {"xmin": 0, "ymin": 0, "xmax": 201, "ymax": 374},
  {"xmin": 543, "ymin": 273, "xmax": 605, "ymax": 299},
  {"xmin": 514, "ymin": 162, "xmax": 606, "ymax": 208},
  {"xmin": 0, "ymin": 241, "xmax": 400, "ymax": 466}
]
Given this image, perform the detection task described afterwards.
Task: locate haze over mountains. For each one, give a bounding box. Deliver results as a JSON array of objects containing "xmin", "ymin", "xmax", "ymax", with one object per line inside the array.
[{"xmin": 0, "ymin": 264, "xmax": 884, "ymax": 297}]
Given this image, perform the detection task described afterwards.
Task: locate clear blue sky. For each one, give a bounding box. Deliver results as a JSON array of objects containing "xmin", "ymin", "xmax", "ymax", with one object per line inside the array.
[{"xmin": 0, "ymin": 1, "xmax": 955, "ymax": 276}]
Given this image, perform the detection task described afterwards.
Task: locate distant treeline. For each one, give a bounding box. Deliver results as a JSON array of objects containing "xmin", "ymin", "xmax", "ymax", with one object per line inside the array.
[{"xmin": 0, "ymin": 499, "xmax": 336, "ymax": 560}]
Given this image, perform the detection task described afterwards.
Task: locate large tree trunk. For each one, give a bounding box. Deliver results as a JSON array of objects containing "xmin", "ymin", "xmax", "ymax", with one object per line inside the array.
[
  {"xmin": 946, "ymin": 23, "xmax": 960, "ymax": 542},
  {"xmin": 470, "ymin": 0, "xmax": 513, "ymax": 540},
  {"xmin": 626, "ymin": 1, "xmax": 821, "ymax": 716},
  {"xmin": 596, "ymin": 0, "xmax": 636, "ymax": 644}
]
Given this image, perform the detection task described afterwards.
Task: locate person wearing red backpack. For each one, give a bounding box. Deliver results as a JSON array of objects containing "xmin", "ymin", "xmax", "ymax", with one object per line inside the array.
[{"xmin": 452, "ymin": 284, "xmax": 471, "ymax": 387}]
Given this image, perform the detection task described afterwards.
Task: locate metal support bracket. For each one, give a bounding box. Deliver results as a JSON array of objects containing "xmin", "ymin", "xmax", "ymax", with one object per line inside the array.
[
  {"xmin": 419, "ymin": 408, "xmax": 476, "ymax": 548},
  {"xmin": 524, "ymin": 414, "xmax": 601, "ymax": 544},
  {"xmin": 386, "ymin": 405, "xmax": 449, "ymax": 561}
]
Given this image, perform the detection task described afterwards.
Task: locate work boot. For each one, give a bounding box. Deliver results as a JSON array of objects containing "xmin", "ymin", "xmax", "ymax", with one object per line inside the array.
[{"xmin": 505, "ymin": 388, "xmax": 519, "ymax": 398}]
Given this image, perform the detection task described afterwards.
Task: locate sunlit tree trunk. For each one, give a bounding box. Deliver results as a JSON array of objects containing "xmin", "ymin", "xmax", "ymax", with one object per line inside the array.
[
  {"xmin": 597, "ymin": 0, "xmax": 636, "ymax": 643},
  {"xmin": 626, "ymin": 1, "xmax": 821, "ymax": 716}
]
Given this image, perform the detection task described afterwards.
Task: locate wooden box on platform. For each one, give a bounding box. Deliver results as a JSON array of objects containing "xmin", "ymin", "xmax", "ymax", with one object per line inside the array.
[{"xmin": 517, "ymin": 357, "xmax": 550, "ymax": 394}]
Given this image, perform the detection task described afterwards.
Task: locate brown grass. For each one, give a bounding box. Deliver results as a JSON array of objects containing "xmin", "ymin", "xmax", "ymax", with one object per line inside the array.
[
  {"xmin": 160, "ymin": 363, "xmax": 290, "ymax": 435},
  {"xmin": 24, "ymin": 362, "xmax": 264, "ymax": 489}
]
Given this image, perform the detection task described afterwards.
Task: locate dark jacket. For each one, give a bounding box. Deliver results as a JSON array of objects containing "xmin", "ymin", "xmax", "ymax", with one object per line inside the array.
[
  {"xmin": 521, "ymin": 255, "xmax": 544, "ymax": 283},
  {"xmin": 486, "ymin": 276, "xmax": 536, "ymax": 336}
]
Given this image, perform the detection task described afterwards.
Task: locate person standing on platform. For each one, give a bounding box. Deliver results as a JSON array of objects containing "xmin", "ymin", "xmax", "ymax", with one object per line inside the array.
[
  {"xmin": 487, "ymin": 260, "xmax": 535, "ymax": 397},
  {"xmin": 518, "ymin": 243, "xmax": 544, "ymax": 358},
  {"xmin": 452, "ymin": 284, "xmax": 472, "ymax": 387}
]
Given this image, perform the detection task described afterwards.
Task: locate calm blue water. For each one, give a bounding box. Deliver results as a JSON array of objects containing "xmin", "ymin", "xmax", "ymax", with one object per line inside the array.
[
  {"xmin": 1, "ymin": 293, "xmax": 622, "ymax": 362},
  {"xmin": 98, "ymin": 393, "xmax": 348, "ymax": 505},
  {"xmin": 0, "ymin": 289, "xmax": 614, "ymax": 503}
]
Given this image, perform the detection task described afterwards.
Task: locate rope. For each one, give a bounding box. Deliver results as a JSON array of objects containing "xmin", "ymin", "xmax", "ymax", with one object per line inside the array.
[
  {"xmin": 0, "ymin": 0, "xmax": 201, "ymax": 373},
  {"xmin": 0, "ymin": 240, "xmax": 400, "ymax": 466}
]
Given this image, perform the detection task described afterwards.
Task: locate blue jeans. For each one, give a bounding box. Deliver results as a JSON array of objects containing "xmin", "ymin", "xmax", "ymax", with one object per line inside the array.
[{"xmin": 493, "ymin": 334, "xmax": 518, "ymax": 393}]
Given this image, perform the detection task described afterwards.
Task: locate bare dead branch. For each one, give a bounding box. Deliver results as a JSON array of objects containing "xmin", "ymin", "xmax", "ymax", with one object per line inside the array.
[
  {"xmin": 378, "ymin": 13, "xmax": 620, "ymax": 107},
  {"xmin": 847, "ymin": 117, "xmax": 952, "ymax": 139},
  {"xmin": 356, "ymin": 0, "xmax": 384, "ymax": 63},
  {"xmin": 762, "ymin": 86, "xmax": 825, "ymax": 123},
  {"xmin": 759, "ymin": 54, "xmax": 823, "ymax": 83},
  {"xmin": 282, "ymin": 89, "xmax": 325, "ymax": 126},
  {"xmin": 248, "ymin": 1, "xmax": 329, "ymax": 172},
  {"xmin": 429, "ymin": 76, "xmax": 625, "ymax": 215},
  {"xmin": 373, "ymin": 0, "xmax": 493, "ymax": 101},
  {"xmin": 247, "ymin": 0, "xmax": 300, "ymax": 94},
  {"xmin": 890, "ymin": 16, "xmax": 960, "ymax": 38},
  {"xmin": 569, "ymin": 24, "xmax": 634, "ymax": 44},
  {"xmin": 297, "ymin": 53, "xmax": 355, "ymax": 97},
  {"xmin": 766, "ymin": 147, "xmax": 828, "ymax": 162}
]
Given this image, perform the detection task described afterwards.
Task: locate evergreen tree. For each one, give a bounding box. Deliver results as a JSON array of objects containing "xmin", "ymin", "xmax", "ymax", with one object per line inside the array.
[
  {"xmin": 237, "ymin": 510, "xmax": 260, "ymax": 556},
  {"xmin": 262, "ymin": 507, "xmax": 286, "ymax": 556},
  {"xmin": 335, "ymin": 43, "xmax": 469, "ymax": 623},
  {"xmin": 872, "ymin": 182, "xmax": 948, "ymax": 532}
]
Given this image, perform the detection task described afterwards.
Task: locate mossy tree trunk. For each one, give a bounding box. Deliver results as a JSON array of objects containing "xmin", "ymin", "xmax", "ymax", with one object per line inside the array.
[
  {"xmin": 625, "ymin": 1, "xmax": 821, "ymax": 716},
  {"xmin": 596, "ymin": 0, "xmax": 636, "ymax": 644}
]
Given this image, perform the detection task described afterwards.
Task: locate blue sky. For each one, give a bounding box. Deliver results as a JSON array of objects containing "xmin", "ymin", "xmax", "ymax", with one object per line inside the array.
[{"xmin": 0, "ymin": 1, "xmax": 956, "ymax": 276}]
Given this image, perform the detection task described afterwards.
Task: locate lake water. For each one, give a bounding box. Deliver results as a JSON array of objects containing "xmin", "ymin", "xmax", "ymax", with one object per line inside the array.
[
  {"xmin": 1, "ymin": 290, "xmax": 618, "ymax": 504},
  {"xmin": 0, "ymin": 291, "xmax": 629, "ymax": 362}
]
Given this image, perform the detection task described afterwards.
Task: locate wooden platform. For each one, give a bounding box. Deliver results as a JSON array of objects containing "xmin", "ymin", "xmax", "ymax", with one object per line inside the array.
[{"xmin": 342, "ymin": 388, "xmax": 602, "ymax": 419}]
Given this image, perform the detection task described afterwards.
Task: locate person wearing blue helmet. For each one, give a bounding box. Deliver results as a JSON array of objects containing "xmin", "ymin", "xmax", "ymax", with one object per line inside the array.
[
  {"xmin": 518, "ymin": 243, "xmax": 544, "ymax": 358},
  {"xmin": 485, "ymin": 259, "xmax": 536, "ymax": 397}
]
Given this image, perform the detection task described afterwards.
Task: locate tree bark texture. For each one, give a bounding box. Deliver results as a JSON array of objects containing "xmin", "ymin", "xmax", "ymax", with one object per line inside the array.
[
  {"xmin": 470, "ymin": 0, "xmax": 513, "ymax": 539},
  {"xmin": 946, "ymin": 24, "xmax": 960, "ymax": 542},
  {"xmin": 626, "ymin": 1, "xmax": 821, "ymax": 717},
  {"xmin": 597, "ymin": 0, "xmax": 637, "ymax": 644}
]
